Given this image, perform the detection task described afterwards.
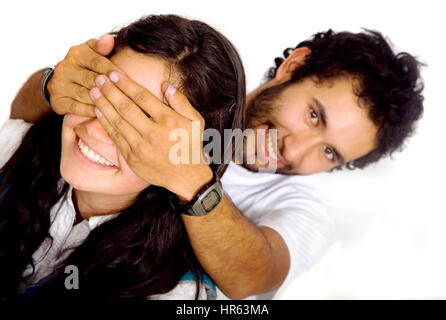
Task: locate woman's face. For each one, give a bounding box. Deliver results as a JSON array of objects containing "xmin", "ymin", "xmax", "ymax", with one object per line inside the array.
[{"xmin": 60, "ymin": 47, "xmax": 173, "ymax": 195}]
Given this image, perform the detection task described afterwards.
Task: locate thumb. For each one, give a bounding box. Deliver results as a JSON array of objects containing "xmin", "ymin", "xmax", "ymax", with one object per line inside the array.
[
  {"xmin": 86, "ymin": 34, "xmax": 115, "ymax": 56},
  {"xmin": 96, "ymin": 34, "xmax": 114, "ymax": 55}
]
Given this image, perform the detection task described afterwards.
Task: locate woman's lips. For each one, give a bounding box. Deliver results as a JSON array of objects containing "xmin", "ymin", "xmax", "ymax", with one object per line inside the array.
[{"xmin": 73, "ymin": 135, "xmax": 118, "ymax": 171}]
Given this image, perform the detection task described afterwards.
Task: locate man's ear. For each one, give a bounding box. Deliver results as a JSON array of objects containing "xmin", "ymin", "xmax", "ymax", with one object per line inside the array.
[{"xmin": 275, "ymin": 47, "xmax": 311, "ymax": 84}]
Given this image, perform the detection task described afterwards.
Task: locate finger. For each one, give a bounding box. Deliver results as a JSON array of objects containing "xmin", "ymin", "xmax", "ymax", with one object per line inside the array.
[
  {"xmin": 107, "ymin": 71, "xmax": 171, "ymax": 122},
  {"xmin": 70, "ymin": 43, "xmax": 119, "ymax": 76},
  {"xmin": 95, "ymin": 75, "xmax": 156, "ymax": 135},
  {"xmin": 90, "ymin": 87, "xmax": 143, "ymax": 150},
  {"xmin": 161, "ymin": 82, "xmax": 203, "ymax": 122},
  {"xmin": 85, "ymin": 38, "xmax": 99, "ymax": 52},
  {"xmin": 86, "ymin": 35, "xmax": 114, "ymax": 56},
  {"xmin": 61, "ymin": 64, "xmax": 98, "ymax": 89},
  {"xmin": 93, "ymin": 106, "xmax": 132, "ymax": 162},
  {"xmin": 55, "ymin": 97, "xmax": 96, "ymax": 118},
  {"xmin": 49, "ymin": 80, "xmax": 93, "ymax": 104}
]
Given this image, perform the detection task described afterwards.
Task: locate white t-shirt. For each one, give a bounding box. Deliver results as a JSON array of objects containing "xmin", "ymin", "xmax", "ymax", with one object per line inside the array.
[
  {"xmin": 220, "ymin": 160, "xmax": 335, "ymax": 299},
  {"xmin": 1, "ymin": 119, "xmax": 335, "ymax": 300}
]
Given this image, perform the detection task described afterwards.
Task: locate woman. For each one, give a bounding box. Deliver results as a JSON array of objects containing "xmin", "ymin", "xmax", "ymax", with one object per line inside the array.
[{"xmin": 0, "ymin": 14, "xmax": 245, "ymax": 299}]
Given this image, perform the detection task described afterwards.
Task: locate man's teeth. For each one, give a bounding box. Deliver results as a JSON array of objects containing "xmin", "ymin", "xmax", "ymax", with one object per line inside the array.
[
  {"xmin": 267, "ymin": 135, "xmax": 278, "ymax": 161},
  {"xmin": 78, "ymin": 139, "xmax": 115, "ymax": 167}
]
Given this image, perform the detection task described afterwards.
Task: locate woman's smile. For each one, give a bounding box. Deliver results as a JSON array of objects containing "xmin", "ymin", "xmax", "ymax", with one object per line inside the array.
[{"xmin": 73, "ymin": 134, "xmax": 118, "ymax": 170}]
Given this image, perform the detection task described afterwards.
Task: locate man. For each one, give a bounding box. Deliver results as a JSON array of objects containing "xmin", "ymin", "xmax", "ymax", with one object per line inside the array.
[{"xmin": 10, "ymin": 28, "xmax": 424, "ymax": 299}]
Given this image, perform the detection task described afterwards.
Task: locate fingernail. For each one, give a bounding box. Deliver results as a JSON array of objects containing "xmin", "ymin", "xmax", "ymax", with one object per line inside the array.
[
  {"xmin": 166, "ymin": 83, "xmax": 176, "ymax": 98},
  {"xmin": 96, "ymin": 75, "xmax": 106, "ymax": 87},
  {"xmin": 109, "ymin": 72, "xmax": 120, "ymax": 83},
  {"xmin": 94, "ymin": 107, "xmax": 103, "ymax": 118},
  {"xmin": 90, "ymin": 87, "xmax": 101, "ymax": 100}
]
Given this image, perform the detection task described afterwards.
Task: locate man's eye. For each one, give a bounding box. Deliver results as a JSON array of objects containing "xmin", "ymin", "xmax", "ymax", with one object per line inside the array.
[
  {"xmin": 310, "ymin": 109, "xmax": 319, "ymax": 126},
  {"xmin": 324, "ymin": 146, "xmax": 335, "ymax": 162}
]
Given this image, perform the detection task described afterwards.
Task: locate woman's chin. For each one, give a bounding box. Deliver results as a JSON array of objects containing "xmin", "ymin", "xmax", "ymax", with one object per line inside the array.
[{"xmin": 60, "ymin": 168, "xmax": 148, "ymax": 196}]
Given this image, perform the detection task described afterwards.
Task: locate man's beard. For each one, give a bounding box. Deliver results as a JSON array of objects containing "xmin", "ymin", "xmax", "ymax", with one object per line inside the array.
[
  {"xmin": 245, "ymin": 84, "xmax": 284, "ymax": 130},
  {"xmin": 238, "ymin": 83, "xmax": 294, "ymax": 174}
]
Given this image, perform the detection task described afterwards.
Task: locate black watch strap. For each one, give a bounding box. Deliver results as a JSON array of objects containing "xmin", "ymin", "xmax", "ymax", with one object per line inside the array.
[
  {"xmin": 180, "ymin": 170, "xmax": 224, "ymax": 216},
  {"xmin": 40, "ymin": 67, "xmax": 55, "ymax": 106}
]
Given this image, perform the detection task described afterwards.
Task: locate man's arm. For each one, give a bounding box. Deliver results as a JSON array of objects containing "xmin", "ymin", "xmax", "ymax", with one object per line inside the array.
[
  {"xmin": 10, "ymin": 69, "xmax": 51, "ymax": 122},
  {"xmin": 182, "ymin": 195, "xmax": 291, "ymax": 299}
]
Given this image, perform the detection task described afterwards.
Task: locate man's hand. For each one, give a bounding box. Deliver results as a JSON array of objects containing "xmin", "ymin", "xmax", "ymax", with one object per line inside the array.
[
  {"xmin": 10, "ymin": 35, "xmax": 119, "ymax": 122},
  {"xmin": 90, "ymin": 72, "xmax": 213, "ymax": 201},
  {"xmin": 47, "ymin": 35, "xmax": 119, "ymax": 117}
]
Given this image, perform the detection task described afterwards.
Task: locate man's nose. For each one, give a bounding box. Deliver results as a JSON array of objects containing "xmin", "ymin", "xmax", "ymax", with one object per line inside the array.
[
  {"xmin": 282, "ymin": 131, "xmax": 321, "ymax": 165},
  {"xmin": 85, "ymin": 118, "xmax": 114, "ymax": 145}
]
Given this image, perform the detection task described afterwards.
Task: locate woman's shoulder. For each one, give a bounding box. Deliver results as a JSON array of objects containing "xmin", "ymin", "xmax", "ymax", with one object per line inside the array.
[
  {"xmin": 0, "ymin": 118, "xmax": 33, "ymax": 167},
  {"xmin": 0, "ymin": 118, "xmax": 33, "ymax": 133}
]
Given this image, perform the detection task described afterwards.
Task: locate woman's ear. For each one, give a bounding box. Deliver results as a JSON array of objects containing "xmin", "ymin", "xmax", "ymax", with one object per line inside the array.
[{"xmin": 275, "ymin": 47, "xmax": 311, "ymax": 83}]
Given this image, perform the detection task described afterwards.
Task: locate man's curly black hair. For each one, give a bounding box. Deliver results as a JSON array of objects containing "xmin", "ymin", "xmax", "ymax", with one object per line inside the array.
[{"xmin": 267, "ymin": 29, "xmax": 425, "ymax": 170}]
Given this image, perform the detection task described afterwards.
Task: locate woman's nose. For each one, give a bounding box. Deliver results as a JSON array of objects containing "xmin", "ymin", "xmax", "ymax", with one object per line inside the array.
[{"xmin": 85, "ymin": 118, "xmax": 114, "ymax": 145}]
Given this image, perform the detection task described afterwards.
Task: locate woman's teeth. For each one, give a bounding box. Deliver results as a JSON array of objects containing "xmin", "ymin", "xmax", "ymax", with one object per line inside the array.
[{"xmin": 78, "ymin": 138, "xmax": 115, "ymax": 167}]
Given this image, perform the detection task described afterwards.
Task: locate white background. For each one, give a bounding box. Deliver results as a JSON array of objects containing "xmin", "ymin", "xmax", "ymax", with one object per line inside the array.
[{"xmin": 1, "ymin": 0, "xmax": 445, "ymax": 299}]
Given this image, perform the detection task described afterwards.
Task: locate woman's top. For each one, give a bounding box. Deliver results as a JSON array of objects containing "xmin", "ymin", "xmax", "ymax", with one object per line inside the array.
[{"xmin": 0, "ymin": 118, "xmax": 215, "ymax": 300}]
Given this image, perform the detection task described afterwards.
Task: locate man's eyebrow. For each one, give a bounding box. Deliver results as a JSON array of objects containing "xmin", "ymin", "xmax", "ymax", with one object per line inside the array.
[
  {"xmin": 312, "ymin": 97, "xmax": 327, "ymax": 128},
  {"xmin": 331, "ymin": 147, "xmax": 346, "ymax": 165},
  {"xmin": 312, "ymin": 97, "xmax": 346, "ymax": 165}
]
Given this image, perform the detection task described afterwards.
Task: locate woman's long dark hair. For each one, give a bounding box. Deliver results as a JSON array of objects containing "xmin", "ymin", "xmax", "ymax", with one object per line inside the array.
[{"xmin": 0, "ymin": 14, "xmax": 245, "ymax": 299}]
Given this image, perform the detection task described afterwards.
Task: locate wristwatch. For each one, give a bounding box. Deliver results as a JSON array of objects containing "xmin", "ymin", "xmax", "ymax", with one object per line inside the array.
[
  {"xmin": 180, "ymin": 170, "xmax": 224, "ymax": 216},
  {"xmin": 40, "ymin": 66, "xmax": 55, "ymax": 106}
]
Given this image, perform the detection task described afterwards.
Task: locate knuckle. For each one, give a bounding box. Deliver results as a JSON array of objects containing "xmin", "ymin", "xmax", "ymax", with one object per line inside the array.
[
  {"xmin": 52, "ymin": 80, "xmax": 66, "ymax": 97},
  {"xmin": 67, "ymin": 45, "xmax": 81, "ymax": 58},
  {"xmin": 147, "ymin": 131, "xmax": 159, "ymax": 144},
  {"xmin": 113, "ymin": 117, "xmax": 124, "ymax": 129},
  {"xmin": 89, "ymin": 56, "xmax": 102, "ymax": 70},
  {"xmin": 46, "ymin": 79, "xmax": 55, "ymax": 95},
  {"xmin": 160, "ymin": 113, "xmax": 176, "ymax": 128},
  {"xmin": 165, "ymin": 116, "xmax": 177, "ymax": 129},
  {"xmin": 82, "ymin": 71, "xmax": 94, "ymax": 87},
  {"xmin": 133, "ymin": 91, "xmax": 147, "ymax": 105},
  {"xmin": 54, "ymin": 62, "xmax": 69, "ymax": 79},
  {"xmin": 110, "ymin": 129, "xmax": 121, "ymax": 141},
  {"xmin": 54, "ymin": 62, "xmax": 64, "ymax": 75},
  {"xmin": 118, "ymin": 101, "xmax": 132, "ymax": 113},
  {"xmin": 76, "ymin": 85, "xmax": 88, "ymax": 100}
]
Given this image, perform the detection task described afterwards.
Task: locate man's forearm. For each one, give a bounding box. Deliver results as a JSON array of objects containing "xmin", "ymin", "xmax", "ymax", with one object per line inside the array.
[
  {"xmin": 181, "ymin": 195, "xmax": 276, "ymax": 299},
  {"xmin": 10, "ymin": 69, "xmax": 51, "ymax": 122}
]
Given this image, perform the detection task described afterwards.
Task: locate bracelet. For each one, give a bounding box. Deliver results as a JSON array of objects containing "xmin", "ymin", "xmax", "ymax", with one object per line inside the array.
[{"xmin": 40, "ymin": 67, "xmax": 55, "ymax": 106}]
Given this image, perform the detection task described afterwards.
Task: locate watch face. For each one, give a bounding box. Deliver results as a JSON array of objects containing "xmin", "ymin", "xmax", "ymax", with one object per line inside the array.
[{"xmin": 201, "ymin": 190, "xmax": 221, "ymax": 212}]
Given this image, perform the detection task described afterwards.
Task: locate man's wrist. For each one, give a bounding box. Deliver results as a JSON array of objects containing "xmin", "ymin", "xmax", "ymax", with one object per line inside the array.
[{"xmin": 176, "ymin": 165, "xmax": 214, "ymax": 203}]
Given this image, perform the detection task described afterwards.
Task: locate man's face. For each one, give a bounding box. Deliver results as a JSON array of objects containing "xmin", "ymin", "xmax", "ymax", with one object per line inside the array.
[{"xmin": 243, "ymin": 75, "xmax": 378, "ymax": 175}]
